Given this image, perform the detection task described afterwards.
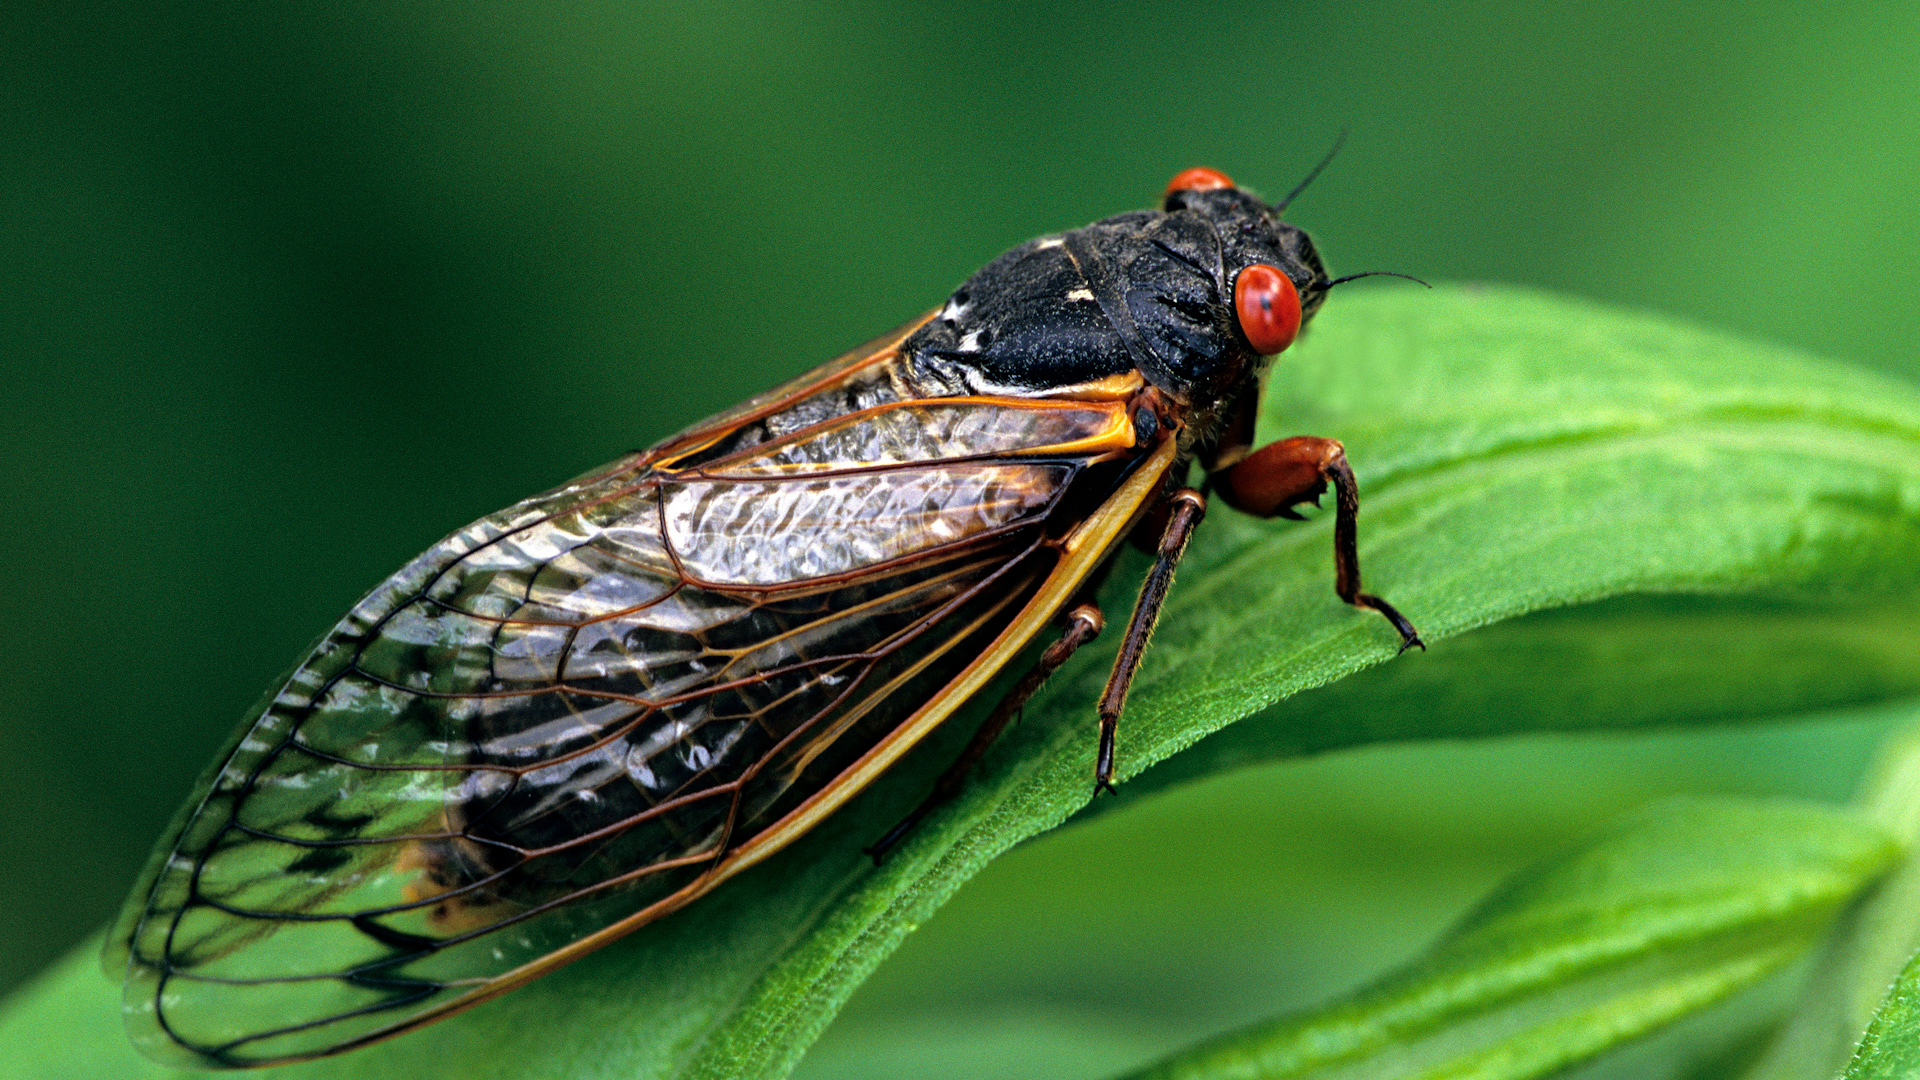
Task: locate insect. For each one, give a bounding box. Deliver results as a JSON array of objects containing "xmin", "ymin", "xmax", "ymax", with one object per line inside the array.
[{"xmin": 107, "ymin": 157, "xmax": 1422, "ymax": 1068}]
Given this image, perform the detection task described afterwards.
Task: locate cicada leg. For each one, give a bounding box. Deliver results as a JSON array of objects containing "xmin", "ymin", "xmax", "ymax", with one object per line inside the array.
[
  {"xmin": 1093, "ymin": 488, "xmax": 1207, "ymax": 793},
  {"xmin": 1213, "ymin": 435, "xmax": 1424, "ymax": 653},
  {"xmin": 865, "ymin": 603, "xmax": 1106, "ymax": 863}
]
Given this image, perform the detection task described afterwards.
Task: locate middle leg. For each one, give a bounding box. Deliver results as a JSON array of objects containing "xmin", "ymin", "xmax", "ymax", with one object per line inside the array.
[{"xmin": 1093, "ymin": 487, "xmax": 1209, "ymax": 794}]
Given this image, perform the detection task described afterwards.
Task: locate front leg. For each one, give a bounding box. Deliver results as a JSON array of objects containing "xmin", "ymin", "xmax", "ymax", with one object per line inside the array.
[{"xmin": 1213, "ymin": 436, "xmax": 1424, "ymax": 653}]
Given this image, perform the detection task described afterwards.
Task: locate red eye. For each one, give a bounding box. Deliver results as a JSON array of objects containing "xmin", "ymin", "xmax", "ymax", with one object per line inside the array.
[
  {"xmin": 1233, "ymin": 264, "xmax": 1302, "ymax": 355},
  {"xmin": 1164, "ymin": 167, "xmax": 1234, "ymax": 198}
]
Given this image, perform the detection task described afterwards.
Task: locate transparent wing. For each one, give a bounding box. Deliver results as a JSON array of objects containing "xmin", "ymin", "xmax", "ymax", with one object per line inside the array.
[{"xmin": 111, "ymin": 378, "xmax": 1141, "ymax": 1067}]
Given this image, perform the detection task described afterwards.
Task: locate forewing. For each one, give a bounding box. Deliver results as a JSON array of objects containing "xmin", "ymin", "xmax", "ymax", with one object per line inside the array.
[{"xmin": 113, "ymin": 380, "xmax": 1140, "ymax": 1067}]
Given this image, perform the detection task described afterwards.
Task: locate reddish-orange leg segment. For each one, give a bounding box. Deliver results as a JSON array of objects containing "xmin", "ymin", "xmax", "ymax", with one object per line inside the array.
[
  {"xmin": 865, "ymin": 604, "xmax": 1106, "ymax": 863},
  {"xmin": 1093, "ymin": 488, "xmax": 1208, "ymax": 794},
  {"xmin": 1214, "ymin": 435, "xmax": 1425, "ymax": 653}
]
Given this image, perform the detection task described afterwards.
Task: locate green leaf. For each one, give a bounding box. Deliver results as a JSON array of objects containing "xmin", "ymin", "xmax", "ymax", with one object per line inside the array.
[
  {"xmin": 6, "ymin": 286, "xmax": 1920, "ymax": 1079},
  {"xmin": 1741, "ymin": 720, "xmax": 1920, "ymax": 1080},
  {"xmin": 1107, "ymin": 286, "xmax": 1920, "ymax": 798},
  {"xmin": 1114, "ymin": 797, "xmax": 1900, "ymax": 1080},
  {"xmin": 1843, "ymin": 948, "xmax": 1920, "ymax": 1079}
]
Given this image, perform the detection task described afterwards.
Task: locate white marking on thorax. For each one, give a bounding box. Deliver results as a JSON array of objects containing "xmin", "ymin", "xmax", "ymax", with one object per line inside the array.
[
  {"xmin": 1035, "ymin": 236, "xmax": 1066, "ymax": 250},
  {"xmin": 1065, "ymin": 287, "xmax": 1094, "ymax": 302},
  {"xmin": 957, "ymin": 330, "xmax": 985, "ymax": 352}
]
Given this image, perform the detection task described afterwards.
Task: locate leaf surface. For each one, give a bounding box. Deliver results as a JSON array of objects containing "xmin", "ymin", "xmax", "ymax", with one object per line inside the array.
[
  {"xmin": 6, "ymin": 286, "xmax": 1920, "ymax": 1080},
  {"xmin": 1118, "ymin": 798, "xmax": 1899, "ymax": 1080}
]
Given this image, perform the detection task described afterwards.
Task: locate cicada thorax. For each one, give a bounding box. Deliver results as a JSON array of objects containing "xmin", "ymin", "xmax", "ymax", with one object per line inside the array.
[{"xmin": 902, "ymin": 180, "xmax": 1329, "ymax": 473}]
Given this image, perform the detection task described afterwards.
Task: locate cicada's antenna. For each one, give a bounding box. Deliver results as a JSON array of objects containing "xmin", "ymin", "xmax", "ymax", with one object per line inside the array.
[
  {"xmin": 1326, "ymin": 271, "xmax": 1432, "ymax": 289},
  {"xmin": 1273, "ymin": 129, "xmax": 1348, "ymax": 213}
]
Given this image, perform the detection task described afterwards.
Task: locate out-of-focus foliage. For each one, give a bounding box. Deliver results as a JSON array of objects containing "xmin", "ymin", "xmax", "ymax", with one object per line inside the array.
[
  {"xmin": 1123, "ymin": 798, "xmax": 1900, "ymax": 1080},
  {"xmin": 4, "ymin": 3, "xmax": 1919, "ymax": 1079}
]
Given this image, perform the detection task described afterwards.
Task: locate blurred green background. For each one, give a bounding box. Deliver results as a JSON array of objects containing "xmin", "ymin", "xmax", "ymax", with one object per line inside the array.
[{"xmin": 4, "ymin": 2, "xmax": 1918, "ymax": 1076}]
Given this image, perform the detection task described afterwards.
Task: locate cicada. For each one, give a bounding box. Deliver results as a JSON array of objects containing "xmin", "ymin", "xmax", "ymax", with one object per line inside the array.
[{"xmin": 108, "ymin": 161, "xmax": 1422, "ymax": 1068}]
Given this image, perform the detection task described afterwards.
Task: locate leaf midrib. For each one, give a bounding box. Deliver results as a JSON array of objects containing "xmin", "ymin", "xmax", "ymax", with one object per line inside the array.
[{"xmin": 1357, "ymin": 408, "xmax": 1920, "ymax": 491}]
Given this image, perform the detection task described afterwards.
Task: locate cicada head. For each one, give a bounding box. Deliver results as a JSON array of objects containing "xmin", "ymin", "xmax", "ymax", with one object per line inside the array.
[{"xmin": 903, "ymin": 167, "xmax": 1332, "ymax": 434}]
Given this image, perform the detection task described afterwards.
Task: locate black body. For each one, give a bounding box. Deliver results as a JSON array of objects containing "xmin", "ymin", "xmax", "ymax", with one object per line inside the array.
[{"xmin": 906, "ymin": 187, "xmax": 1330, "ymax": 402}]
